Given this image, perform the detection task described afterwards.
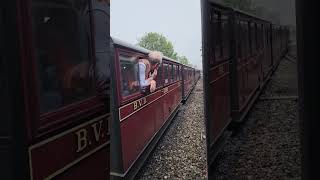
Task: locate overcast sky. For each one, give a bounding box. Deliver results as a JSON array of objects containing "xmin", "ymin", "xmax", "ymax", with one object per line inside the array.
[{"xmin": 111, "ymin": 0, "xmax": 202, "ymax": 69}]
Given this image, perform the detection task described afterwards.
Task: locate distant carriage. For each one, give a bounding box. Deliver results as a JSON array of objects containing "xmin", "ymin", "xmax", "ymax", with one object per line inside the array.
[{"xmin": 201, "ymin": 0, "xmax": 289, "ymax": 168}]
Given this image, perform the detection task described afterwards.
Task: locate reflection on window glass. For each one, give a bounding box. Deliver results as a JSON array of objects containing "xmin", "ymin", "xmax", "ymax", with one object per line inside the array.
[
  {"xmin": 120, "ymin": 54, "xmax": 139, "ymax": 97},
  {"xmin": 32, "ymin": 0, "xmax": 94, "ymax": 113}
]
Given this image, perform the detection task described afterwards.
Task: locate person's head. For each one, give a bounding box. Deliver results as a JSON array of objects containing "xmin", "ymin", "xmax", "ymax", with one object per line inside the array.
[{"xmin": 148, "ymin": 51, "xmax": 163, "ymax": 70}]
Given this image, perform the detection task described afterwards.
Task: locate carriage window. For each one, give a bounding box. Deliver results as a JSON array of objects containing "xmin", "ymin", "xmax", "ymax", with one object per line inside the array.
[
  {"xmin": 221, "ymin": 15, "xmax": 229, "ymax": 59},
  {"xmin": 164, "ymin": 63, "xmax": 169, "ymax": 84},
  {"xmin": 251, "ymin": 23, "xmax": 256, "ymax": 53},
  {"xmin": 241, "ymin": 21, "xmax": 250, "ymax": 57},
  {"xmin": 175, "ymin": 65, "xmax": 178, "ymax": 81},
  {"xmin": 167, "ymin": 64, "xmax": 172, "ymax": 83},
  {"xmin": 177, "ymin": 65, "xmax": 180, "ymax": 80},
  {"xmin": 172, "ymin": 65, "xmax": 175, "ymax": 81},
  {"xmin": 155, "ymin": 63, "xmax": 163, "ymax": 87},
  {"xmin": 236, "ymin": 21, "xmax": 242, "ymax": 58},
  {"xmin": 171, "ymin": 64, "xmax": 175, "ymax": 82},
  {"xmin": 256, "ymin": 24, "xmax": 259, "ymax": 50},
  {"xmin": 119, "ymin": 54, "xmax": 139, "ymax": 97},
  {"xmin": 213, "ymin": 12, "xmax": 222, "ymax": 60},
  {"xmin": 32, "ymin": 0, "xmax": 95, "ymax": 113},
  {"xmin": 208, "ymin": 9, "xmax": 214, "ymax": 65}
]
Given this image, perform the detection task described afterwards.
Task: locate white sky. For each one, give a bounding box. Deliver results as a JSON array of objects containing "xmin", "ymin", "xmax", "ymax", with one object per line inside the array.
[{"xmin": 110, "ymin": 0, "xmax": 202, "ymax": 70}]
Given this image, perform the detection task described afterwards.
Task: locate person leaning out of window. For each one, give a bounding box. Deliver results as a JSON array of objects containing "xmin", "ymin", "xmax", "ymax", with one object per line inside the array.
[{"xmin": 135, "ymin": 51, "xmax": 163, "ymax": 93}]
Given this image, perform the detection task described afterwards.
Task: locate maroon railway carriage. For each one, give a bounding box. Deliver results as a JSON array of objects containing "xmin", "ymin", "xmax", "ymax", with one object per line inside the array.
[
  {"xmin": 201, "ymin": 0, "xmax": 289, "ymax": 167},
  {"xmin": 182, "ymin": 64, "xmax": 197, "ymax": 102},
  {"xmin": 1, "ymin": 1, "xmax": 110, "ymax": 179},
  {"xmin": 195, "ymin": 69, "xmax": 201, "ymax": 81},
  {"xmin": 110, "ymin": 38, "xmax": 199, "ymax": 179}
]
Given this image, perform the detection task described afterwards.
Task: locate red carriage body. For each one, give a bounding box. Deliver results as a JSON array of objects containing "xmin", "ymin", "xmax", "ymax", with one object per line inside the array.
[
  {"xmin": 1, "ymin": 1, "xmax": 110, "ymax": 179},
  {"xmin": 201, "ymin": 0, "xmax": 289, "ymax": 166}
]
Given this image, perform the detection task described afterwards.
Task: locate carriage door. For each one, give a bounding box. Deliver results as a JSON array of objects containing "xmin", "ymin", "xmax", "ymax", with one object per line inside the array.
[{"xmin": 25, "ymin": 0, "xmax": 110, "ymax": 179}]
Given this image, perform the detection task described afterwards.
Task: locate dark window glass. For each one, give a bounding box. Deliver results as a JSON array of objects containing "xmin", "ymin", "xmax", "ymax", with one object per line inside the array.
[
  {"xmin": 168, "ymin": 64, "xmax": 171, "ymax": 83},
  {"xmin": 172, "ymin": 65, "xmax": 176, "ymax": 81},
  {"xmin": 164, "ymin": 63, "xmax": 169, "ymax": 84},
  {"xmin": 32, "ymin": 0, "xmax": 95, "ymax": 113},
  {"xmin": 246, "ymin": 22, "xmax": 250, "ymax": 56},
  {"xmin": 256, "ymin": 24, "xmax": 259, "ymax": 50},
  {"xmin": 177, "ymin": 65, "xmax": 180, "ymax": 80},
  {"xmin": 155, "ymin": 63, "xmax": 163, "ymax": 87},
  {"xmin": 209, "ymin": 8, "xmax": 215, "ymax": 65},
  {"xmin": 250, "ymin": 23, "xmax": 256, "ymax": 54},
  {"xmin": 119, "ymin": 54, "xmax": 139, "ymax": 97},
  {"xmin": 240, "ymin": 21, "xmax": 249, "ymax": 57},
  {"xmin": 236, "ymin": 21, "xmax": 242, "ymax": 58},
  {"xmin": 171, "ymin": 64, "xmax": 174, "ymax": 82},
  {"xmin": 176, "ymin": 65, "xmax": 178, "ymax": 81},
  {"xmin": 213, "ymin": 12, "xmax": 222, "ymax": 60},
  {"xmin": 221, "ymin": 15, "xmax": 229, "ymax": 59}
]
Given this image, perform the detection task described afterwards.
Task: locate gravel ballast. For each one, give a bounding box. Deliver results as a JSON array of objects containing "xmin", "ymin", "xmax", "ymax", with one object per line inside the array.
[{"xmin": 211, "ymin": 45, "xmax": 301, "ymax": 180}]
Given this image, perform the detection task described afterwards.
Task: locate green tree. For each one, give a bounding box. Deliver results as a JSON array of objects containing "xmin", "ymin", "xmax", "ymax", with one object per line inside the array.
[
  {"xmin": 137, "ymin": 32, "xmax": 178, "ymax": 60},
  {"xmin": 177, "ymin": 55, "xmax": 190, "ymax": 65}
]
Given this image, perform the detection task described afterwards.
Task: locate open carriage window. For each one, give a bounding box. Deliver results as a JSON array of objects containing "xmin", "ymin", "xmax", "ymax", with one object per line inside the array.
[
  {"xmin": 119, "ymin": 54, "xmax": 139, "ymax": 97},
  {"xmin": 31, "ymin": 0, "xmax": 95, "ymax": 114}
]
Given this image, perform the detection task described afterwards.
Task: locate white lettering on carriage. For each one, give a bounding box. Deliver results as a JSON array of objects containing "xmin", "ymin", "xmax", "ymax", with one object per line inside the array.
[
  {"xmin": 133, "ymin": 97, "xmax": 147, "ymax": 111},
  {"xmin": 75, "ymin": 120, "xmax": 105, "ymax": 153},
  {"xmin": 92, "ymin": 120, "xmax": 103, "ymax": 142},
  {"xmin": 76, "ymin": 129, "xmax": 88, "ymax": 153}
]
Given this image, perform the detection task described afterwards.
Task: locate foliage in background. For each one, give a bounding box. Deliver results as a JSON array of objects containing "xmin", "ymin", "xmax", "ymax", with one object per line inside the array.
[
  {"xmin": 137, "ymin": 32, "xmax": 191, "ymax": 65},
  {"xmin": 137, "ymin": 32, "xmax": 178, "ymax": 60},
  {"xmin": 177, "ymin": 56, "xmax": 190, "ymax": 66}
]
